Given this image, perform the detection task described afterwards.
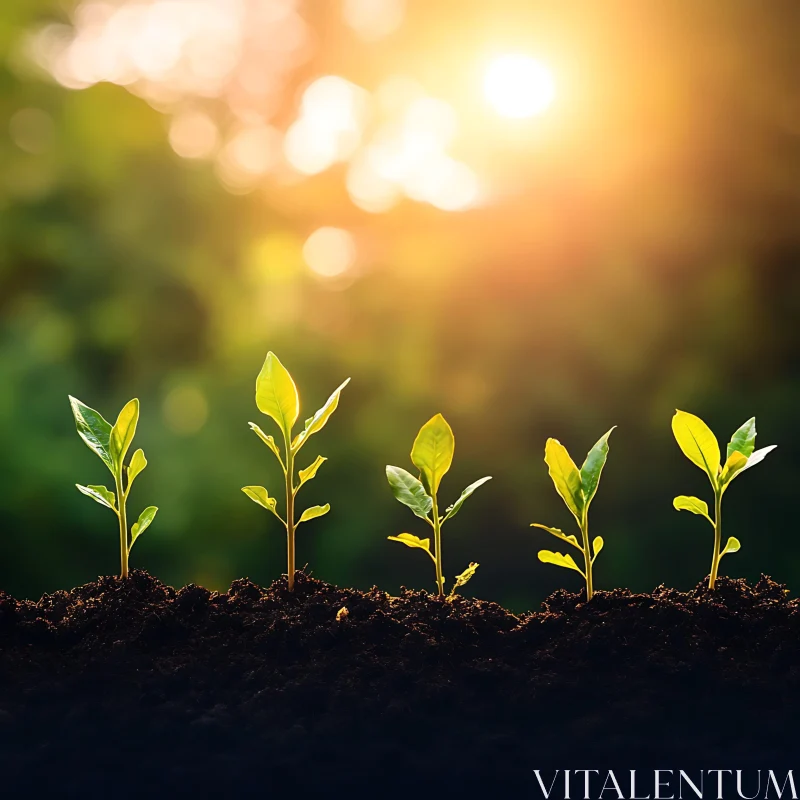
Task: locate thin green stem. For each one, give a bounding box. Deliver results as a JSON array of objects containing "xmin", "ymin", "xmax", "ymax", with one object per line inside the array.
[
  {"xmin": 581, "ymin": 511, "xmax": 593, "ymax": 601},
  {"xmin": 115, "ymin": 469, "xmax": 128, "ymax": 579},
  {"xmin": 709, "ymin": 490, "xmax": 722, "ymax": 590},
  {"xmin": 431, "ymin": 494, "xmax": 445, "ymax": 597},
  {"xmin": 285, "ymin": 441, "xmax": 296, "ymax": 592}
]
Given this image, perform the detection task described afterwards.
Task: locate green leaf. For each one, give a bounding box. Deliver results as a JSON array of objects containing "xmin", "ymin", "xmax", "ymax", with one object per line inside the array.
[
  {"xmin": 242, "ymin": 486, "xmax": 283, "ymax": 521},
  {"xmin": 387, "ymin": 532, "xmax": 432, "ymax": 554},
  {"xmin": 255, "ymin": 352, "xmax": 299, "ymax": 438},
  {"xmin": 76, "ymin": 484, "xmax": 116, "ymax": 510},
  {"xmin": 69, "ymin": 396, "xmax": 114, "ymax": 472},
  {"xmin": 298, "ymin": 455, "xmax": 326, "ymax": 488},
  {"xmin": 580, "ymin": 427, "xmax": 615, "ymax": 510},
  {"xmin": 449, "ymin": 562, "xmax": 479, "ymax": 598},
  {"xmin": 538, "ymin": 550, "xmax": 585, "ymax": 577},
  {"xmin": 671, "ymin": 410, "xmax": 721, "ymax": 486},
  {"xmin": 130, "ymin": 506, "xmax": 157, "ymax": 551},
  {"xmin": 127, "ymin": 449, "xmax": 147, "ymax": 488},
  {"xmin": 386, "ymin": 465, "xmax": 433, "ymax": 521},
  {"xmin": 410, "ymin": 414, "xmax": 454, "ymax": 497},
  {"xmin": 110, "ymin": 399, "xmax": 139, "ymax": 468},
  {"xmin": 442, "ymin": 476, "xmax": 492, "ymax": 522},
  {"xmin": 292, "ymin": 378, "xmax": 350, "ymax": 451},
  {"xmin": 592, "ymin": 536, "xmax": 604, "ymax": 561},
  {"xmin": 721, "ymin": 536, "xmax": 741, "ymax": 557},
  {"xmin": 298, "ymin": 504, "xmax": 330, "ymax": 524},
  {"xmin": 248, "ymin": 423, "xmax": 284, "ymax": 464},
  {"xmin": 530, "ymin": 523, "xmax": 581, "ymax": 550},
  {"xmin": 719, "ymin": 451, "xmax": 749, "ymax": 488},
  {"xmin": 727, "ymin": 417, "xmax": 756, "ymax": 460},
  {"xmin": 544, "ymin": 438, "xmax": 584, "ymax": 522},
  {"xmin": 673, "ymin": 495, "xmax": 712, "ymax": 523}
]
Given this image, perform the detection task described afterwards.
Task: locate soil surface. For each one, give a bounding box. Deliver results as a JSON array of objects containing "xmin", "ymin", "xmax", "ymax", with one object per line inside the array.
[{"xmin": 0, "ymin": 571, "xmax": 797, "ymax": 797}]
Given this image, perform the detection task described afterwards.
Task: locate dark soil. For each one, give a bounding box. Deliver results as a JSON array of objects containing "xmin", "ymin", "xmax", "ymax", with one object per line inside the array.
[{"xmin": 0, "ymin": 571, "xmax": 797, "ymax": 797}]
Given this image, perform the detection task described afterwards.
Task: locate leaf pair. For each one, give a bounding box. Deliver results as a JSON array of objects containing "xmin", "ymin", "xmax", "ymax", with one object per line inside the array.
[
  {"xmin": 387, "ymin": 414, "xmax": 491, "ymax": 597},
  {"xmin": 70, "ymin": 396, "xmax": 157, "ymax": 575}
]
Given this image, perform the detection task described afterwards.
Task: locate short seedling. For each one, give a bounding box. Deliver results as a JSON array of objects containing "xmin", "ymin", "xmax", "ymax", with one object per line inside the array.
[
  {"xmin": 69, "ymin": 396, "xmax": 157, "ymax": 578},
  {"xmin": 243, "ymin": 351, "xmax": 349, "ymax": 591},
  {"xmin": 672, "ymin": 410, "xmax": 776, "ymax": 589},
  {"xmin": 386, "ymin": 413, "xmax": 491, "ymax": 598},
  {"xmin": 531, "ymin": 428, "xmax": 615, "ymax": 601}
]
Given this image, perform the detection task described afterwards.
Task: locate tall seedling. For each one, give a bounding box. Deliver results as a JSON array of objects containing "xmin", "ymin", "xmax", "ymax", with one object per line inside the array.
[
  {"xmin": 672, "ymin": 410, "xmax": 776, "ymax": 589},
  {"xmin": 70, "ymin": 396, "xmax": 157, "ymax": 578},
  {"xmin": 531, "ymin": 428, "xmax": 615, "ymax": 600},
  {"xmin": 243, "ymin": 352, "xmax": 349, "ymax": 591},
  {"xmin": 386, "ymin": 413, "xmax": 491, "ymax": 597}
]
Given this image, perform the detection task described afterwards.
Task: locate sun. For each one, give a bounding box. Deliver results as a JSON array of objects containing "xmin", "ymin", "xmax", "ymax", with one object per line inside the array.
[{"xmin": 483, "ymin": 54, "xmax": 556, "ymax": 119}]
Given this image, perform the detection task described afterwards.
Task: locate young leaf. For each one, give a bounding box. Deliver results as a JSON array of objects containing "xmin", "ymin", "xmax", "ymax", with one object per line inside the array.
[
  {"xmin": 449, "ymin": 562, "xmax": 479, "ymax": 597},
  {"xmin": 673, "ymin": 495, "xmax": 712, "ymax": 522},
  {"xmin": 592, "ymin": 536, "xmax": 604, "ymax": 561},
  {"xmin": 69, "ymin": 396, "xmax": 114, "ymax": 472},
  {"xmin": 298, "ymin": 504, "xmax": 330, "ymax": 524},
  {"xmin": 130, "ymin": 506, "xmax": 157, "ymax": 551},
  {"xmin": 735, "ymin": 445, "xmax": 777, "ymax": 476},
  {"xmin": 410, "ymin": 414, "xmax": 455, "ymax": 496},
  {"xmin": 442, "ymin": 476, "xmax": 492, "ymax": 522},
  {"xmin": 719, "ymin": 451, "xmax": 749, "ymax": 487},
  {"xmin": 580, "ymin": 427, "xmax": 615, "ymax": 510},
  {"xmin": 255, "ymin": 352, "xmax": 300, "ymax": 437},
  {"xmin": 298, "ymin": 455, "xmax": 327, "ymax": 488},
  {"xmin": 538, "ymin": 550, "xmax": 585, "ymax": 577},
  {"xmin": 721, "ymin": 536, "xmax": 741, "ymax": 557},
  {"xmin": 530, "ymin": 523, "xmax": 581, "ymax": 549},
  {"xmin": 544, "ymin": 438, "xmax": 584, "ymax": 522},
  {"xmin": 727, "ymin": 417, "xmax": 756, "ymax": 460},
  {"xmin": 388, "ymin": 532, "xmax": 433, "ymax": 555},
  {"xmin": 248, "ymin": 423, "xmax": 284, "ymax": 465},
  {"xmin": 292, "ymin": 378, "xmax": 350, "ymax": 451},
  {"xmin": 386, "ymin": 465, "xmax": 433, "ymax": 521},
  {"xmin": 671, "ymin": 410, "xmax": 721, "ymax": 485},
  {"xmin": 76, "ymin": 484, "xmax": 116, "ymax": 510},
  {"xmin": 110, "ymin": 399, "xmax": 139, "ymax": 467},
  {"xmin": 127, "ymin": 449, "xmax": 147, "ymax": 488},
  {"xmin": 242, "ymin": 486, "xmax": 282, "ymax": 519}
]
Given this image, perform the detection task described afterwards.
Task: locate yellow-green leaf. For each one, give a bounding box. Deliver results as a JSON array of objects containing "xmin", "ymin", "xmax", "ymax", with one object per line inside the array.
[
  {"xmin": 386, "ymin": 466, "xmax": 432, "ymax": 521},
  {"xmin": 298, "ymin": 504, "xmax": 330, "ymax": 524},
  {"xmin": 448, "ymin": 562, "xmax": 479, "ymax": 598},
  {"xmin": 592, "ymin": 536, "xmax": 604, "ymax": 561},
  {"xmin": 298, "ymin": 455, "xmax": 326, "ymax": 488},
  {"xmin": 530, "ymin": 523, "xmax": 580, "ymax": 550},
  {"xmin": 387, "ymin": 532, "xmax": 432, "ymax": 553},
  {"xmin": 110, "ymin": 399, "xmax": 139, "ymax": 468},
  {"xmin": 127, "ymin": 449, "xmax": 147, "ymax": 489},
  {"xmin": 242, "ymin": 486, "xmax": 282, "ymax": 522},
  {"xmin": 727, "ymin": 417, "xmax": 756, "ymax": 460},
  {"xmin": 76, "ymin": 484, "xmax": 116, "ymax": 510},
  {"xmin": 248, "ymin": 422, "xmax": 284, "ymax": 465},
  {"xmin": 538, "ymin": 550, "xmax": 585, "ymax": 577},
  {"xmin": 255, "ymin": 352, "xmax": 299, "ymax": 437},
  {"xmin": 544, "ymin": 438, "xmax": 584, "ymax": 522},
  {"xmin": 671, "ymin": 410, "xmax": 720, "ymax": 485},
  {"xmin": 719, "ymin": 451, "xmax": 748, "ymax": 488},
  {"xmin": 673, "ymin": 495, "xmax": 712, "ymax": 522},
  {"xmin": 292, "ymin": 378, "xmax": 350, "ymax": 451},
  {"xmin": 410, "ymin": 413, "xmax": 454, "ymax": 496},
  {"xmin": 443, "ymin": 476, "xmax": 492, "ymax": 522},
  {"xmin": 130, "ymin": 506, "xmax": 157, "ymax": 551},
  {"xmin": 721, "ymin": 536, "xmax": 741, "ymax": 557},
  {"xmin": 69, "ymin": 396, "xmax": 114, "ymax": 473},
  {"xmin": 580, "ymin": 427, "xmax": 615, "ymax": 509}
]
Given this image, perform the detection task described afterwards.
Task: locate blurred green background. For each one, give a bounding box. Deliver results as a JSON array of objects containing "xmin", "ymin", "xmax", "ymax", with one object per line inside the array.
[{"xmin": 1, "ymin": 0, "xmax": 798, "ymax": 610}]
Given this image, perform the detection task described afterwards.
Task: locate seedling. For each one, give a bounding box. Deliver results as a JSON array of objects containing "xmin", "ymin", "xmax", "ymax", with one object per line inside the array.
[
  {"xmin": 386, "ymin": 413, "xmax": 491, "ymax": 598},
  {"xmin": 531, "ymin": 428, "xmax": 615, "ymax": 600},
  {"xmin": 672, "ymin": 410, "xmax": 776, "ymax": 589},
  {"xmin": 242, "ymin": 351, "xmax": 349, "ymax": 591},
  {"xmin": 69, "ymin": 396, "xmax": 157, "ymax": 578}
]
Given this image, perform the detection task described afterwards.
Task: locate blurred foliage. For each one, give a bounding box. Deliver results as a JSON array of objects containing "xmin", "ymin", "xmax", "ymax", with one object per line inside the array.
[{"xmin": 0, "ymin": 0, "xmax": 798, "ymax": 610}]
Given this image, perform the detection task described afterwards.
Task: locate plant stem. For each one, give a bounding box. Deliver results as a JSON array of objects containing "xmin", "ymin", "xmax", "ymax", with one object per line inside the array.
[
  {"xmin": 431, "ymin": 494, "xmax": 445, "ymax": 597},
  {"xmin": 285, "ymin": 444, "xmax": 296, "ymax": 592},
  {"xmin": 581, "ymin": 512, "xmax": 593, "ymax": 601},
  {"xmin": 709, "ymin": 490, "xmax": 722, "ymax": 590},
  {"xmin": 115, "ymin": 469, "xmax": 128, "ymax": 579}
]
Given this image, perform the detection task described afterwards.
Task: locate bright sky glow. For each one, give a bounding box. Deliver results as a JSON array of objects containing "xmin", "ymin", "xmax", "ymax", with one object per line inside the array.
[{"xmin": 483, "ymin": 54, "xmax": 555, "ymax": 118}]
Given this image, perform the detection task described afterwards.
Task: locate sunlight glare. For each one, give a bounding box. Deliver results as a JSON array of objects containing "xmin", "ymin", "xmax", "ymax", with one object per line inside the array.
[{"xmin": 483, "ymin": 54, "xmax": 555, "ymax": 119}]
